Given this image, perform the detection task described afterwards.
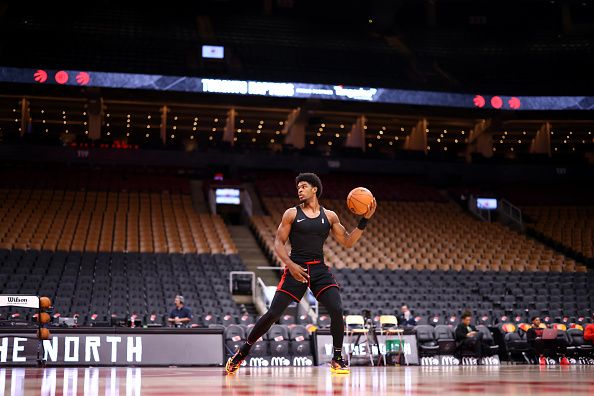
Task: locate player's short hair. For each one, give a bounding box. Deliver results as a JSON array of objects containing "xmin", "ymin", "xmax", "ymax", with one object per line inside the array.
[
  {"xmin": 530, "ymin": 316, "xmax": 539, "ymax": 323},
  {"xmin": 295, "ymin": 173, "xmax": 323, "ymax": 198}
]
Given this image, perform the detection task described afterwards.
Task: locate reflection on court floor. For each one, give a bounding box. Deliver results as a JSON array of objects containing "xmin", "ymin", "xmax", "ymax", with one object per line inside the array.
[{"xmin": 1, "ymin": 366, "xmax": 594, "ymax": 395}]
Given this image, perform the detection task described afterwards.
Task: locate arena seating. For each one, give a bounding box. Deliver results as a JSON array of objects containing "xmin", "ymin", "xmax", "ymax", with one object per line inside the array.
[
  {"xmin": 331, "ymin": 268, "xmax": 593, "ymax": 324},
  {"xmin": 0, "ymin": 189, "xmax": 235, "ymax": 254},
  {"xmin": 523, "ymin": 206, "xmax": 594, "ymax": 260},
  {"xmin": 0, "ymin": 166, "xmax": 244, "ymax": 325},
  {"xmin": 456, "ymin": 182, "xmax": 594, "ymax": 262},
  {"xmin": 253, "ymin": 197, "xmax": 585, "ymax": 272},
  {"xmin": 0, "ymin": 249, "xmax": 247, "ymax": 326}
]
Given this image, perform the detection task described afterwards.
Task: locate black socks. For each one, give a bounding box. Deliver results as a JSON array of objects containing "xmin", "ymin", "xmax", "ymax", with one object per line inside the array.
[
  {"xmin": 333, "ymin": 347, "xmax": 343, "ymax": 361},
  {"xmin": 239, "ymin": 342, "xmax": 252, "ymax": 357}
]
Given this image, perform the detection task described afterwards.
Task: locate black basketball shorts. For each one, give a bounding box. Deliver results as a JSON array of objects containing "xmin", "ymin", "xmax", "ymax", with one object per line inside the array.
[{"xmin": 276, "ymin": 259, "xmax": 340, "ymax": 302}]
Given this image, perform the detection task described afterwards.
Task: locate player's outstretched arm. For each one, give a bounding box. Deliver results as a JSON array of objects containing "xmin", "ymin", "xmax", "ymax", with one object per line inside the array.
[
  {"xmin": 328, "ymin": 198, "xmax": 376, "ymax": 248},
  {"xmin": 274, "ymin": 208, "xmax": 309, "ymax": 283}
]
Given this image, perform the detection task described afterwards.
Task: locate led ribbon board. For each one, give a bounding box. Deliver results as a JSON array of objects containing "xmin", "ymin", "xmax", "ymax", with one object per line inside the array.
[{"xmin": 1, "ymin": 66, "xmax": 594, "ymax": 111}]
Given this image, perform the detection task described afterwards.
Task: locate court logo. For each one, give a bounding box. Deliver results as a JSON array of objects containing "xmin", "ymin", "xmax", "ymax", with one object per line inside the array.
[
  {"xmin": 462, "ymin": 357, "xmax": 478, "ymax": 366},
  {"xmin": 270, "ymin": 357, "xmax": 291, "ymax": 366},
  {"xmin": 577, "ymin": 357, "xmax": 594, "ymax": 365},
  {"xmin": 292, "ymin": 357, "xmax": 313, "ymax": 366},
  {"xmin": 246, "ymin": 356, "xmax": 312, "ymax": 367},
  {"xmin": 420, "ymin": 356, "xmax": 440, "ymax": 366},
  {"xmin": 441, "ymin": 355, "xmax": 460, "ymax": 366},
  {"xmin": 248, "ymin": 357, "xmax": 269, "ymax": 367},
  {"xmin": 481, "ymin": 356, "xmax": 500, "ymax": 365}
]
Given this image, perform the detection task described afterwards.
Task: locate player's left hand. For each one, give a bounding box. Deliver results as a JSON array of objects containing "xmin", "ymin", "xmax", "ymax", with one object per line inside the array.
[{"xmin": 363, "ymin": 197, "xmax": 376, "ymax": 219}]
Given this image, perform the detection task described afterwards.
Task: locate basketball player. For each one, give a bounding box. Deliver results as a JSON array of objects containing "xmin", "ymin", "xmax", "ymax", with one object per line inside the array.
[{"xmin": 226, "ymin": 173, "xmax": 376, "ymax": 374}]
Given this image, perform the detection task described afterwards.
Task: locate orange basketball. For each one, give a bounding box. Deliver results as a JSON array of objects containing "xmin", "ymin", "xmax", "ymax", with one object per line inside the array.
[
  {"xmin": 37, "ymin": 312, "xmax": 51, "ymax": 324},
  {"xmin": 347, "ymin": 187, "xmax": 374, "ymax": 215},
  {"xmin": 39, "ymin": 297, "xmax": 52, "ymax": 310},
  {"xmin": 38, "ymin": 328, "xmax": 51, "ymax": 340}
]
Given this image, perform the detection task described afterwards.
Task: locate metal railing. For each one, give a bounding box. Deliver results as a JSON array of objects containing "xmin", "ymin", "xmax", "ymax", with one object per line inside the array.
[
  {"xmin": 498, "ymin": 199, "xmax": 524, "ymax": 232},
  {"xmin": 255, "ymin": 266, "xmax": 318, "ymax": 323},
  {"xmin": 468, "ymin": 195, "xmax": 491, "ymax": 222}
]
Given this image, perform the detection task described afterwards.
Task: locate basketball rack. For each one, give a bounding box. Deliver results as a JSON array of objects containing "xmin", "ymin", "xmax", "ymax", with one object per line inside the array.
[{"xmin": 0, "ymin": 294, "xmax": 47, "ymax": 366}]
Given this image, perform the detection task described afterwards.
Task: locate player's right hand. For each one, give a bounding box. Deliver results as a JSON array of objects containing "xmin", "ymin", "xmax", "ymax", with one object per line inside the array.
[{"xmin": 288, "ymin": 263, "xmax": 309, "ymax": 283}]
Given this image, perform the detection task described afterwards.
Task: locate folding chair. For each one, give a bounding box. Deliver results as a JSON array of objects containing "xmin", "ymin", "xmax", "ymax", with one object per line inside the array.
[
  {"xmin": 379, "ymin": 315, "xmax": 407, "ymax": 366},
  {"xmin": 345, "ymin": 315, "xmax": 374, "ymax": 367}
]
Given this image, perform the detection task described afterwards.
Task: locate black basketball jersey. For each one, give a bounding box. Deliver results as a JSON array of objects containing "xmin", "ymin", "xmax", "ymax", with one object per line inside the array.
[{"xmin": 289, "ymin": 205, "xmax": 331, "ymax": 263}]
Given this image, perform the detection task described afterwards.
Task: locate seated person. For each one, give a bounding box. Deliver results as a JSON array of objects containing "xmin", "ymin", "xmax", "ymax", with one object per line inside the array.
[
  {"xmin": 399, "ymin": 304, "xmax": 416, "ymax": 327},
  {"xmin": 526, "ymin": 316, "xmax": 546, "ymax": 364},
  {"xmin": 585, "ymin": 313, "xmax": 594, "ymax": 345},
  {"xmin": 455, "ymin": 312, "xmax": 487, "ymax": 359},
  {"xmin": 168, "ymin": 295, "xmax": 192, "ymax": 328}
]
